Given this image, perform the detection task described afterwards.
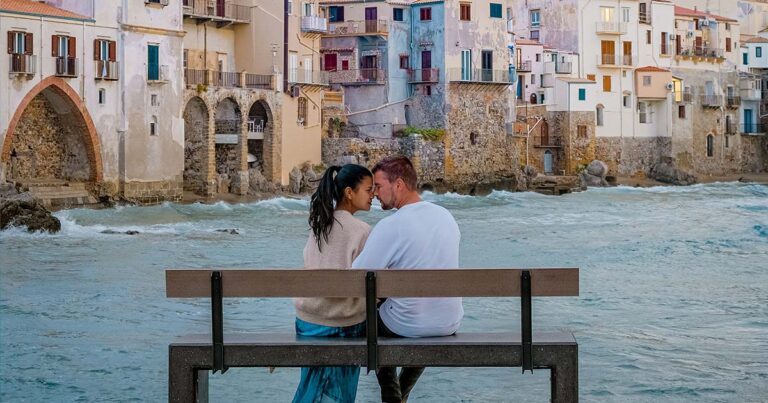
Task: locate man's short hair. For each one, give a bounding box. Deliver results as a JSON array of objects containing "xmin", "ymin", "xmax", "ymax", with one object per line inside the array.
[{"xmin": 373, "ymin": 156, "xmax": 418, "ymax": 190}]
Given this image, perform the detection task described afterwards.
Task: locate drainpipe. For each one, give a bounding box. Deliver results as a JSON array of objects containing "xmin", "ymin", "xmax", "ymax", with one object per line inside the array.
[
  {"xmin": 118, "ymin": 0, "xmax": 127, "ymax": 190},
  {"xmin": 283, "ymin": 0, "xmax": 289, "ymax": 94}
]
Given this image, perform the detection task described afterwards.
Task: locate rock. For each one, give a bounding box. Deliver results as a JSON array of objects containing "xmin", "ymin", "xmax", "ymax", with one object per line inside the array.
[
  {"xmin": 289, "ymin": 167, "xmax": 303, "ymax": 194},
  {"xmin": 523, "ymin": 165, "xmax": 538, "ymax": 178},
  {"xmin": 649, "ymin": 162, "xmax": 697, "ymax": 186},
  {"xmin": 301, "ymin": 165, "xmax": 323, "ymax": 193},
  {"xmin": 101, "ymin": 229, "xmax": 140, "ymax": 235},
  {"xmin": 579, "ymin": 171, "xmax": 608, "ymax": 187},
  {"xmin": 216, "ymin": 174, "xmax": 231, "ymax": 194},
  {"xmin": 586, "ymin": 160, "xmax": 609, "ymax": 178},
  {"xmin": 0, "ymin": 199, "xmax": 61, "ymax": 233},
  {"xmin": 215, "ymin": 229, "xmax": 239, "ymax": 235},
  {"xmin": 248, "ymin": 169, "xmax": 276, "ymax": 193}
]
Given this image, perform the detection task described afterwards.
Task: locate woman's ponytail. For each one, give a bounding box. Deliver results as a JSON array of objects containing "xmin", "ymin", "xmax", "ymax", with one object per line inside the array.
[{"xmin": 308, "ymin": 165, "xmax": 341, "ymax": 251}]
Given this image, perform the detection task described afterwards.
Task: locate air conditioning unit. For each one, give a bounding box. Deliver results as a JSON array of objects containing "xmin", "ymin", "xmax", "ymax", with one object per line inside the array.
[
  {"xmin": 665, "ymin": 83, "xmax": 674, "ymax": 90},
  {"xmin": 669, "ymin": 34, "xmax": 677, "ymax": 40},
  {"xmin": 701, "ymin": 20, "xmax": 709, "ymax": 27},
  {"xmin": 687, "ymin": 31, "xmax": 694, "ymax": 38},
  {"xmin": 291, "ymin": 85, "xmax": 300, "ymax": 97}
]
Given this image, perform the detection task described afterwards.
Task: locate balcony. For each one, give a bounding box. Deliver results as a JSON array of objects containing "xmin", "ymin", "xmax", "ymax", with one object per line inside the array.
[
  {"xmin": 328, "ymin": 69, "xmax": 386, "ymax": 85},
  {"xmin": 621, "ymin": 54, "xmax": 635, "ymax": 67},
  {"xmin": 700, "ymin": 94, "xmax": 722, "ymax": 107},
  {"xmin": 677, "ymin": 46, "xmax": 724, "ymax": 59},
  {"xmin": 55, "ymin": 57, "xmax": 78, "ymax": 77},
  {"xmin": 725, "ymin": 122, "xmax": 737, "ymax": 134},
  {"xmin": 326, "ymin": 20, "xmax": 388, "ymax": 36},
  {"xmin": 675, "ymin": 90, "xmax": 693, "ymax": 103},
  {"xmin": 447, "ymin": 68, "xmax": 514, "ymax": 85},
  {"xmin": 740, "ymin": 87, "xmax": 761, "ymax": 101},
  {"xmin": 95, "ymin": 60, "xmax": 119, "ymax": 80},
  {"xmin": 543, "ymin": 62, "xmax": 555, "ymax": 74},
  {"xmin": 288, "ymin": 68, "xmax": 330, "ymax": 86},
  {"xmin": 183, "ymin": 69, "xmax": 274, "ymax": 89},
  {"xmin": 541, "ymin": 74, "xmax": 555, "ymax": 88},
  {"xmin": 244, "ymin": 73, "xmax": 273, "ymax": 89},
  {"xmin": 301, "ymin": 16, "xmax": 328, "ymax": 33},
  {"xmin": 408, "ymin": 68, "xmax": 440, "ymax": 83},
  {"xmin": 182, "ymin": 0, "xmax": 250, "ymax": 25},
  {"xmin": 596, "ymin": 21, "xmax": 627, "ymax": 34},
  {"xmin": 516, "ymin": 60, "xmax": 532, "ymax": 72},
  {"xmin": 556, "ymin": 62, "xmax": 572, "ymax": 74},
  {"xmin": 639, "ymin": 10, "xmax": 650, "ymax": 24},
  {"xmin": 741, "ymin": 123, "xmax": 766, "ymax": 134},
  {"xmin": 147, "ymin": 63, "xmax": 169, "ymax": 83},
  {"xmin": 533, "ymin": 133, "xmax": 561, "ymax": 148},
  {"xmin": 9, "ymin": 54, "xmax": 35, "ymax": 76},
  {"xmin": 211, "ymin": 71, "xmax": 241, "ymax": 87},
  {"xmin": 726, "ymin": 96, "xmax": 741, "ymax": 108},
  {"xmin": 184, "ymin": 69, "xmax": 207, "ymax": 86},
  {"xmin": 597, "ymin": 54, "xmax": 634, "ymax": 68}
]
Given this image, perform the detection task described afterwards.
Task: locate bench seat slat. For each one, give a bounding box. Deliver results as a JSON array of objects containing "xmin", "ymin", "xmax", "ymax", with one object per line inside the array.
[{"xmin": 166, "ymin": 268, "xmax": 579, "ymax": 298}]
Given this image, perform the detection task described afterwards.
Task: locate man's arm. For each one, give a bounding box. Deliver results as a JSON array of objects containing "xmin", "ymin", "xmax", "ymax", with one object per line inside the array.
[{"xmin": 351, "ymin": 221, "xmax": 397, "ymax": 270}]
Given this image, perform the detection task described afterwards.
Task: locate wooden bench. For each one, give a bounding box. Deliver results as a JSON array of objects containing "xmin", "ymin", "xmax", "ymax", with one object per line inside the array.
[{"xmin": 166, "ymin": 268, "xmax": 580, "ymax": 402}]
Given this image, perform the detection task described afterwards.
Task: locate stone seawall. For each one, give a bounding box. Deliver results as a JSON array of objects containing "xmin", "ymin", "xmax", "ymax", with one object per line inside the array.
[{"xmin": 596, "ymin": 137, "xmax": 671, "ymax": 176}]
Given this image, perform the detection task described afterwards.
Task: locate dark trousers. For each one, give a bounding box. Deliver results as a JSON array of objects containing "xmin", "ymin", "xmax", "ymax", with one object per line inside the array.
[{"xmin": 376, "ymin": 305, "xmax": 425, "ymax": 403}]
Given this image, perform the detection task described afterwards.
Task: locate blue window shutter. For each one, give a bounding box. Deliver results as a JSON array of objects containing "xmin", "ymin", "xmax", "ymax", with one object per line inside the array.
[
  {"xmin": 148, "ymin": 45, "xmax": 159, "ymax": 80},
  {"xmin": 743, "ymin": 53, "xmax": 748, "ymax": 64},
  {"xmin": 757, "ymin": 47, "xmax": 762, "ymax": 58},
  {"xmin": 578, "ymin": 88, "xmax": 586, "ymax": 100},
  {"xmin": 490, "ymin": 3, "xmax": 502, "ymax": 18}
]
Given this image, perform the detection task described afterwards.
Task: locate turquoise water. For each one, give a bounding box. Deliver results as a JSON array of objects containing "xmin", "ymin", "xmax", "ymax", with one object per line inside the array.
[{"xmin": 1, "ymin": 183, "xmax": 767, "ymax": 402}]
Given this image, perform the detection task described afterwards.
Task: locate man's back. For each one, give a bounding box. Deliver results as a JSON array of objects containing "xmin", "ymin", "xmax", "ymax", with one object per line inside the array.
[{"xmin": 352, "ymin": 201, "xmax": 463, "ymax": 337}]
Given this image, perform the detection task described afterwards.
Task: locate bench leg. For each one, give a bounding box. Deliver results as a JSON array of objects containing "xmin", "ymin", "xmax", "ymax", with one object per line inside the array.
[
  {"xmin": 549, "ymin": 346, "xmax": 578, "ymax": 403},
  {"xmin": 169, "ymin": 347, "xmax": 210, "ymax": 403}
]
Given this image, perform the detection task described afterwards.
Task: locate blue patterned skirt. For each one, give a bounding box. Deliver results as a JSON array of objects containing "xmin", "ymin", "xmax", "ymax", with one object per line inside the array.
[{"xmin": 292, "ymin": 318, "xmax": 366, "ymax": 403}]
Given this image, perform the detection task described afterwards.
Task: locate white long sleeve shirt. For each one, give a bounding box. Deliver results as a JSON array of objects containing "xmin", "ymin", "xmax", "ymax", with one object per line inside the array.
[{"xmin": 352, "ymin": 201, "xmax": 463, "ymax": 337}]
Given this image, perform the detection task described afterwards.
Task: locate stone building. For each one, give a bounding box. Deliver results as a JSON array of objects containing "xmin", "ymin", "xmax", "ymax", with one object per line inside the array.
[{"xmin": 1, "ymin": 0, "xmax": 185, "ymax": 203}]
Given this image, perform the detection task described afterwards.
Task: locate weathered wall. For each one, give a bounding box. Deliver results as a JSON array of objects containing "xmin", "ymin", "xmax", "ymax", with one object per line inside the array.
[
  {"xmin": 183, "ymin": 97, "xmax": 209, "ymax": 193},
  {"xmin": 407, "ymin": 85, "xmax": 446, "ymax": 128},
  {"xmin": 596, "ymin": 137, "xmax": 671, "ymax": 176}
]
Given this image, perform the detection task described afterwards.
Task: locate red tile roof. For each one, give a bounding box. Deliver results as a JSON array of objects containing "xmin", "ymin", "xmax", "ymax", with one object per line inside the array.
[
  {"xmin": 636, "ymin": 66, "xmax": 671, "ymax": 72},
  {"xmin": 745, "ymin": 36, "xmax": 768, "ymax": 44},
  {"xmin": 0, "ymin": 0, "xmax": 91, "ymax": 21},
  {"xmin": 515, "ymin": 38, "xmax": 542, "ymax": 46},
  {"xmin": 674, "ymin": 5, "xmax": 737, "ymax": 23}
]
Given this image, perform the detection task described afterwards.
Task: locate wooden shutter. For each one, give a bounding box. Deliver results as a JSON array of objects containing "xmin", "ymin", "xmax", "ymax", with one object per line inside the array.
[
  {"xmin": 94, "ymin": 39, "xmax": 100, "ymax": 60},
  {"xmin": 52, "ymin": 35, "xmax": 59, "ymax": 57},
  {"xmin": 108, "ymin": 41, "xmax": 116, "ymax": 61},
  {"xmin": 24, "ymin": 33, "xmax": 32, "ymax": 55},
  {"xmin": 68, "ymin": 36, "xmax": 76, "ymax": 57},
  {"xmin": 7, "ymin": 31, "xmax": 13, "ymax": 54}
]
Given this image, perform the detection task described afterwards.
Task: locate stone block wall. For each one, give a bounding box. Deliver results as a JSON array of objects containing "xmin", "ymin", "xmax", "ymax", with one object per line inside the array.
[
  {"xmin": 407, "ymin": 85, "xmax": 446, "ymax": 129},
  {"xmin": 183, "ymin": 98, "xmax": 209, "ymax": 193},
  {"xmin": 122, "ymin": 177, "xmax": 183, "ymax": 203},
  {"xmin": 740, "ymin": 134, "xmax": 768, "ymax": 173},
  {"xmin": 596, "ymin": 137, "xmax": 671, "ymax": 176}
]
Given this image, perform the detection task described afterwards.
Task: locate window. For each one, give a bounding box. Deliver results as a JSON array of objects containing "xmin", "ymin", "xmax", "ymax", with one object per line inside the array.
[
  {"xmin": 303, "ymin": 2, "xmax": 312, "ymax": 17},
  {"xmin": 725, "ymin": 23, "xmax": 731, "ymax": 31},
  {"xmin": 298, "ymin": 97, "xmax": 307, "ymax": 126},
  {"xmin": 577, "ymin": 125, "xmax": 587, "ymax": 138},
  {"xmin": 596, "ymin": 105, "xmax": 604, "ymax": 126},
  {"xmin": 757, "ymin": 47, "xmax": 763, "ymax": 58},
  {"xmin": 642, "ymin": 75, "xmax": 651, "ymax": 86},
  {"xmin": 743, "ymin": 52, "xmax": 749, "ymax": 64},
  {"xmin": 150, "ymin": 116, "xmax": 158, "ymax": 136},
  {"xmin": 578, "ymin": 88, "xmax": 586, "ymax": 100},
  {"xmin": 52, "ymin": 35, "xmax": 75, "ymax": 58},
  {"xmin": 646, "ymin": 30, "xmax": 651, "ymax": 45},
  {"xmin": 706, "ymin": 134, "xmax": 714, "ymax": 157},
  {"xmin": 147, "ymin": 44, "xmax": 159, "ymax": 80},
  {"xmin": 287, "ymin": 0, "xmax": 293, "ymax": 15},
  {"xmin": 622, "ymin": 7, "xmax": 630, "ymax": 22},
  {"xmin": 145, "ymin": 0, "xmax": 169, "ymax": 5},
  {"xmin": 341, "ymin": 59, "xmax": 349, "ymax": 70},
  {"xmin": 461, "ymin": 49, "xmax": 471, "ymax": 80},
  {"xmin": 623, "ymin": 94, "xmax": 631, "ymax": 107},
  {"xmin": 151, "ymin": 94, "xmax": 159, "ymax": 106},
  {"xmin": 600, "ymin": 7, "xmax": 614, "ymax": 22},
  {"xmin": 535, "ymin": 53, "xmax": 540, "ymax": 62},
  {"xmin": 399, "ymin": 55, "xmax": 408, "ymax": 69},
  {"xmin": 8, "ymin": 31, "xmax": 32, "ymax": 55},
  {"xmin": 420, "ymin": 7, "xmax": 432, "ymax": 21},
  {"xmin": 425, "ymin": 85, "xmax": 432, "ymax": 96},
  {"xmin": 98, "ymin": 88, "xmax": 106, "ymax": 105},
  {"xmin": 393, "ymin": 8, "xmax": 404, "ymax": 21},
  {"xmin": 586, "ymin": 74, "xmax": 595, "ymax": 81},
  {"xmin": 183, "ymin": 49, "xmax": 188, "ymax": 69},
  {"xmin": 531, "ymin": 74, "xmax": 536, "ymax": 84},
  {"xmin": 725, "ymin": 134, "xmax": 730, "ymax": 148},
  {"xmin": 603, "ymin": 75, "xmax": 611, "ymax": 92},
  {"xmin": 490, "ymin": 3, "xmax": 503, "ymax": 18},
  {"xmin": 678, "ymin": 105, "xmax": 685, "ymax": 119},
  {"xmin": 470, "ymin": 132, "xmax": 478, "ymax": 145},
  {"xmin": 726, "ymin": 38, "xmax": 731, "ymax": 52},
  {"xmin": 530, "ymin": 9, "xmax": 540, "ymax": 26},
  {"xmin": 661, "ymin": 32, "xmax": 668, "ymax": 54},
  {"xmin": 639, "ymin": 102, "xmax": 652, "ymax": 123},
  {"xmin": 329, "ymin": 6, "xmax": 344, "ymax": 22},
  {"xmin": 460, "ymin": 3, "xmax": 471, "ymax": 21},
  {"xmin": 530, "ymin": 30, "xmax": 540, "ymax": 41}
]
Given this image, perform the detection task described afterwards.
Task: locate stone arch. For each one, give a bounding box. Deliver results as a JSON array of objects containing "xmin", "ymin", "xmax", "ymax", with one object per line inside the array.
[
  {"xmin": 246, "ymin": 98, "xmax": 276, "ymax": 181},
  {"xmin": 529, "ymin": 93, "xmax": 538, "ymax": 104},
  {"xmin": 212, "ymin": 97, "xmax": 243, "ymax": 193},
  {"xmin": 183, "ymin": 96, "xmax": 210, "ymax": 194},
  {"xmin": 2, "ymin": 77, "xmax": 102, "ymax": 182}
]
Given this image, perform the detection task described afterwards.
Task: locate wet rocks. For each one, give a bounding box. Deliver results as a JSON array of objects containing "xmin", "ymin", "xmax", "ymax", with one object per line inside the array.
[
  {"xmin": 248, "ymin": 168, "xmax": 276, "ymax": 194},
  {"xmin": 649, "ymin": 162, "xmax": 697, "ymax": 186},
  {"xmin": 579, "ymin": 160, "xmax": 610, "ymax": 187},
  {"xmin": 0, "ymin": 198, "xmax": 61, "ymax": 233},
  {"xmin": 215, "ymin": 229, "xmax": 239, "ymax": 235},
  {"xmin": 101, "ymin": 229, "xmax": 140, "ymax": 235}
]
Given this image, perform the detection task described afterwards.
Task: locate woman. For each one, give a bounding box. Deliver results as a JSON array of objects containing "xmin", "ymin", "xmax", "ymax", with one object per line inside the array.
[{"xmin": 293, "ymin": 164, "xmax": 374, "ymax": 403}]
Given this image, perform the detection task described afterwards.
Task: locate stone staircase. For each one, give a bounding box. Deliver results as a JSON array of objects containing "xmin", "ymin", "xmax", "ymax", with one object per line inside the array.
[{"xmin": 18, "ymin": 179, "xmax": 98, "ymax": 208}]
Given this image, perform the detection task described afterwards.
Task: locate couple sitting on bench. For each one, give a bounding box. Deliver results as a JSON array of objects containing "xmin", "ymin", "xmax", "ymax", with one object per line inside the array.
[{"xmin": 294, "ymin": 156, "xmax": 462, "ymax": 403}]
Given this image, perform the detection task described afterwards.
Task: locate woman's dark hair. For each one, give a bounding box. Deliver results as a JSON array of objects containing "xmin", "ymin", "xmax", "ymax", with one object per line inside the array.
[{"xmin": 309, "ymin": 164, "xmax": 372, "ymax": 251}]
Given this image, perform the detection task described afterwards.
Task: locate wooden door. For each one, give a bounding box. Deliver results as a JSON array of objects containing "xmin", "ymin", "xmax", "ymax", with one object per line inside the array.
[
  {"xmin": 323, "ymin": 53, "xmax": 337, "ymax": 71},
  {"xmin": 601, "ymin": 41, "xmax": 615, "ymax": 64},
  {"xmin": 365, "ymin": 7, "xmax": 377, "ymax": 32},
  {"xmin": 421, "ymin": 50, "xmax": 431, "ymax": 81}
]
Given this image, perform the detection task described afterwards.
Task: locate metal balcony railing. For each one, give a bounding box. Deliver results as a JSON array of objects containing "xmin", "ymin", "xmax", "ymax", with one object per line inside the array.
[
  {"xmin": 679, "ymin": 46, "xmax": 724, "ymax": 58},
  {"xmin": 245, "ymin": 73, "xmax": 272, "ymax": 89},
  {"xmin": 726, "ymin": 96, "xmax": 741, "ymax": 108},
  {"xmin": 408, "ymin": 68, "xmax": 439, "ymax": 83},
  {"xmin": 741, "ymin": 123, "xmax": 765, "ymax": 134},
  {"xmin": 182, "ymin": 0, "xmax": 250, "ymax": 22},
  {"xmin": 447, "ymin": 68, "xmax": 514, "ymax": 84},
  {"xmin": 55, "ymin": 57, "xmax": 78, "ymax": 77},
  {"xmin": 147, "ymin": 63, "xmax": 169, "ymax": 82},
  {"xmin": 9, "ymin": 54, "xmax": 35, "ymax": 75},
  {"xmin": 327, "ymin": 20, "xmax": 388, "ymax": 35},
  {"xmin": 556, "ymin": 62, "xmax": 572, "ymax": 74},
  {"xmin": 95, "ymin": 60, "xmax": 119, "ymax": 80},
  {"xmin": 328, "ymin": 68, "xmax": 386, "ymax": 84},
  {"xmin": 288, "ymin": 68, "xmax": 329, "ymax": 85},
  {"xmin": 596, "ymin": 21, "xmax": 627, "ymax": 34},
  {"xmin": 622, "ymin": 54, "xmax": 634, "ymax": 66},
  {"xmin": 675, "ymin": 90, "xmax": 693, "ymax": 103},
  {"xmin": 599, "ymin": 54, "xmax": 616, "ymax": 65},
  {"xmin": 301, "ymin": 16, "xmax": 328, "ymax": 33},
  {"xmin": 184, "ymin": 69, "xmax": 207, "ymax": 86},
  {"xmin": 516, "ymin": 60, "xmax": 532, "ymax": 72},
  {"xmin": 700, "ymin": 94, "xmax": 723, "ymax": 107},
  {"xmin": 211, "ymin": 71, "xmax": 240, "ymax": 87},
  {"xmin": 639, "ymin": 10, "xmax": 650, "ymax": 24}
]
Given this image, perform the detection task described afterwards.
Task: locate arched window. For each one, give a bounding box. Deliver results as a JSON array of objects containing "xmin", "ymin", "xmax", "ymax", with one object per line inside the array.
[
  {"xmin": 150, "ymin": 116, "xmax": 158, "ymax": 136},
  {"xmin": 596, "ymin": 104, "xmax": 604, "ymax": 126},
  {"xmin": 706, "ymin": 134, "xmax": 714, "ymax": 157},
  {"xmin": 530, "ymin": 93, "xmax": 538, "ymax": 104},
  {"xmin": 540, "ymin": 119, "xmax": 549, "ymax": 146}
]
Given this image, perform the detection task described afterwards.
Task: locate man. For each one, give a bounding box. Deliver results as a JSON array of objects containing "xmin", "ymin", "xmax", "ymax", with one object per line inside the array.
[{"xmin": 352, "ymin": 156, "xmax": 463, "ymax": 403}]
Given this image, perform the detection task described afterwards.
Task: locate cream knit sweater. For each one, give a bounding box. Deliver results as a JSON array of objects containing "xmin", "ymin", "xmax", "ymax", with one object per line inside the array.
[{"xmin": 294, "ymin": 210, "xmax": 370, "ymax": 327}]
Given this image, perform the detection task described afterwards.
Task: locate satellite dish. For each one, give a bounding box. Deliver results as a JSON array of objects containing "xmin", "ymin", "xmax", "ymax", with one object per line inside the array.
[{"xmin": 247, "ymin": 153, "xmax": 257, "ymax": 163}]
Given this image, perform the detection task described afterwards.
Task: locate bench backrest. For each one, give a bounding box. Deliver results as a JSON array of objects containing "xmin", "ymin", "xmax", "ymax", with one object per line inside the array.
[{"xmin": 166, "ymin": 268, "xmax": 579, "ymax": 298}]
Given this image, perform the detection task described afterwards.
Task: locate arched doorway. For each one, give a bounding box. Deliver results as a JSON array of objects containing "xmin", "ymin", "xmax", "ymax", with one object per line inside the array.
[
  {"xmin": 214, "ymin": 97, "xmax": 242, "ymax": 192},
  {"xmin": 247, "ymin": 100, "xmax": 273, "ymax": 176},
  {"xmin": 544, "ymin": 150, "xmax": 553, "ymax": 174},
  {"xmin": 540, "ymin": 119, "xmax": 549, "ymax": 146},
  {"xmin": 3, "ymin": 78, "xmax": 102, "ymax": 183},
  {"xmin": 183, "ymin": 97, "xmax": 209, "ymax": 194},
  {"xmin": 530, "ymin": 93, "xmax": 538, "ymax": 105}
]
